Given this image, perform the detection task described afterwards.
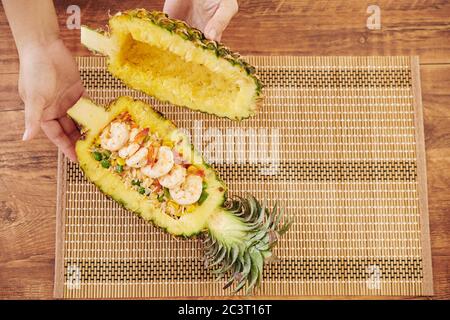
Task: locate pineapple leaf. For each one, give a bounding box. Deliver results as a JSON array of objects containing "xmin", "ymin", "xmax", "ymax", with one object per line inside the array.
[{"xmin": 204, "ymin": 196, "xmax": 291, "ymax": 294}]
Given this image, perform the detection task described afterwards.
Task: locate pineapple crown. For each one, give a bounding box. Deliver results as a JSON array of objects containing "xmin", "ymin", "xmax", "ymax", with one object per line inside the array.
[{"xmin": 203, "ymin": 195, "xmax": 291, "ymax": 294}]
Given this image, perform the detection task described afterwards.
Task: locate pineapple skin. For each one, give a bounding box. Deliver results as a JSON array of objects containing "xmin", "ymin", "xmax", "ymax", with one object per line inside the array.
[
  {"xmin": 82, "ymin": 9, "xmax": 263, "ymax": 120},
  {"xmin": 68, "ymin": 96, "xmax": 228, "ymax": 237},
  {"xmin": 127, "ymin": 9, "xmax": 263, "ymax": 87},
  {"xmin": 125, "ymin": 9, "xmax": 263, "ymax": 95}
]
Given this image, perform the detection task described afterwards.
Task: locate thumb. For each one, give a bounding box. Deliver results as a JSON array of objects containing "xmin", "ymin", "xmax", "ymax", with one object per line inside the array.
[
  {"xmin": 204, "ymin": 0, "xmax": 238, "ymax": 41},
  {"xmin": 22, "ymin": 96, "xmax": 44, "ymax": 141}
]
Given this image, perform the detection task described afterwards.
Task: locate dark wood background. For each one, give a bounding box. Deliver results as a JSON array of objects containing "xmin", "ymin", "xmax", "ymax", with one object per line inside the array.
[{"xmin": 0, "ymin": 0, "xmax": 449, "ymax": 299}]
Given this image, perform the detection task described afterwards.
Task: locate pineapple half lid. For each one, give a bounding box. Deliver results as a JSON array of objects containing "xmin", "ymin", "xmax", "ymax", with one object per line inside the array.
[
  {"xmin": 81, "ymin": 9, "xmax": 263, "ymax": 120},
  {"xmin": 67, "ymin": 96, "xmax": 290, "ymax": 294}
]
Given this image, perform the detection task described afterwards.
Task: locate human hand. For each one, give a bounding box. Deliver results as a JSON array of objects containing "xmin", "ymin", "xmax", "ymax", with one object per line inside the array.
[
  {"xmin": 19, "ymin": 39, "xmax": 84, "ymax": 162},
  {"xmin": 163, "ymin": 0, "xmax": 238, "ymax": 41}
]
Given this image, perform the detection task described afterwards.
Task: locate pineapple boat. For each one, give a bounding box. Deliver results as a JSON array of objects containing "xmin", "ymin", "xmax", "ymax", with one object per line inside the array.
[
  {"xmin": 80, "ymin": 9, "xmax": 263, "ymax": 119},
  {"xmin": 67, "ymin": 97, "xmax": 289, "ymax": 293}
]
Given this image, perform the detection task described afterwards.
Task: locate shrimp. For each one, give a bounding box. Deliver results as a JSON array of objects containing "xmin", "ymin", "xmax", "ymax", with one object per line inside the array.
[
  {"xmin": 169, "ymin": 175, "xmax": 203, "ymax": 206},
  {"xmin": 100, "ymin": 122, "xmax": 129, "ymax": 151},
  {"xmin": 125, "ymin": 147, "xmax": 148, "ymax": 168},
  {"xmin": 118, "ymin": 128, "xmax": 149, "ymax": 159},
  {"xmin": 118, "ymin": 143, "xmax": 140, "ymax": 159},
  {"xmin": 158, "ymin": 164, "xmax": 186, "ymax": 189},
  {"xmin": 129, "ymin": 128, "xmax": 140, "ymax": 142},
  {"xmin": 141, "ymin": 146, "xmax": 174, "ymax": 178}
]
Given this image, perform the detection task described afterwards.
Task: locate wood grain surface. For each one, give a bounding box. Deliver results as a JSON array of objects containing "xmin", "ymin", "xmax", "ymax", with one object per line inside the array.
[{"xmin": 0, "ymin": 0, "xmax": 449, "ymax": 299}]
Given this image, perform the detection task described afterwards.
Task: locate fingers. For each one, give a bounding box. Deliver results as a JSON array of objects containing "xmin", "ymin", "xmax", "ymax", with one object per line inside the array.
[
  {"xmin": 204, "ymin": 0, "xmax": 238, "ymax": 41},
  {"xmin": 163, "ymin": 0, "xmax": 190, "ymax": 20},
  {"xmin": 41, "ymin": 80, "xmax": 85, "ymax": 121},
  {"xmin": 41, "ymin": 119, "xmax": 78, "ymax": 162},
  {"xmin": 22, "ymin": 96, "xmax": 45, "ymax": 141},
  {"xmin": 59, "ymin": 115, "xmax": 80, "ymax": 143}
]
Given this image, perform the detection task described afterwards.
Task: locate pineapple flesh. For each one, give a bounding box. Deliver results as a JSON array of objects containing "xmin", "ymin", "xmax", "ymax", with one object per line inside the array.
[
  {"xmin": 67, "ymin": 97, "xmax": 289, "ymax": 293},
  {"xmin": 81, "ymin": 9, "xmax": 263, "ymax": 120}
]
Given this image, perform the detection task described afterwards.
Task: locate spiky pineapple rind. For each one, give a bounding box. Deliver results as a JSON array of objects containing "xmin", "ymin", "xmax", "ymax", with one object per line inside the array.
[
  {"xmin": 123, "ymin": 9, "xmax": 263, "ymax": 103},
  {"xmin": 122, "ymin": 9, "xmax": 263, "ymax": 119},
  {"xmin": 68, "ymin": 96, "xmax": 228, "ymax": 237},
  {"xmin": 82, "ymin": 10, "xmax": 263, "ymax": 120}
]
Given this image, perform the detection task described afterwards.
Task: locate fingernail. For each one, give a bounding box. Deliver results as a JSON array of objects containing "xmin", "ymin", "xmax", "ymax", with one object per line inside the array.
[{"xmin": 22, "ymin": 129, "xmax": 29, "ymax": 141}]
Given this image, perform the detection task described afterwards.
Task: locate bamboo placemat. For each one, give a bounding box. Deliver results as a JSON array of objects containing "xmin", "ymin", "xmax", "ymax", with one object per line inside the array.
[{"xmin": 54, "ymin": 56, "xmax": 432, "ymax": 298}]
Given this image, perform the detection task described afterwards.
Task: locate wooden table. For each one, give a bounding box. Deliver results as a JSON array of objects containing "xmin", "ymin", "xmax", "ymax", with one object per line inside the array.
[{"xmin": 0, "ymin": 0, "xmax": 449, "ymax": 299}]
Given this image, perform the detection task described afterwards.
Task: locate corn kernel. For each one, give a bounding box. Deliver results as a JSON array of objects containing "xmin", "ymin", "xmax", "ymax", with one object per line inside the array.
[
  {"xmin": 168, "ymin": 201, "xmax": 180, "ymax": 211},
  {"xmin": 163, "ymin": 140, "xmax": 174, "ymax": 148},
  {"xmin": 186, "ymin": 204, "xmax": 197, "ymax": 213},
  {"xmin": 167, "ymin": 201, "xmax": 182, "ymax": 216},
  {"xmin": 187, "ymin": 165, "xmax": 197, "ymax": 174}
]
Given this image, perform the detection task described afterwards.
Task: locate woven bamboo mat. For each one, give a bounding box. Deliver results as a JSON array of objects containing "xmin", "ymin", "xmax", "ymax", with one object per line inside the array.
[{"xmin": 54, "ymin": 56, "xmax": 432, "ymax": 298}]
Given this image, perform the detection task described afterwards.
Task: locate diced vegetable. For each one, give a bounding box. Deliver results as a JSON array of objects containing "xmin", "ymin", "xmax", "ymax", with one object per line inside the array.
[
  {"xmin": 187, "ymin": 165, "xmax": 197, "ymax": 175},
  {"xmin": 131, "ymin": 179, "xmax": 141, "ymax": 186},
  {"xmin": 93, "ymin": 151, "xmax": 102, "ymax": 161},
  {"xmin": 101, "ymin": 159, "xmax": 111, "ymax": 168},
  {"xmin": 163, "ymin": 140, "xmax": 174, "ymax": 148},
  {"xmin": 164, "ymin": 187, "xmax": 171, "ymax": 199},
  {"xmin": 186, "ymin": 204, "xmax": 197, "ymax": 213}
]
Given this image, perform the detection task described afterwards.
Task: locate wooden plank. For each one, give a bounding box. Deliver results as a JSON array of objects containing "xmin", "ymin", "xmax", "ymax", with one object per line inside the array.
[
  {"xmin": 53, "ymin": 151, "xmax": 66, "ymax": 299},
  {"xmin": 432, "ymin": 255, "xmax": 450, "ymax": 300},
  {"xmin": 0, "ymin": 110, "xmax": 57, "ymax": 299},
  {"xmin": 1, "ymin": 0, "xmax": 450, "ymax": 73},
  {"xmin": 420, "ymin": 65, "xmax": 450, "ymax": 261},
  {"xmin": 0, "ymin": 73, "xmax": 20, "ymax": 111}
]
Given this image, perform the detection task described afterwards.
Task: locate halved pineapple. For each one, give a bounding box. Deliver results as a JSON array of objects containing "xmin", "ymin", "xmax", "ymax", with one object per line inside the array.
[
  {"xmin": 81, "ymin": 9, "xmax": 263, "ymax": 119},
  {"xmin": 67, "ymin": 96, "xmax": 289, "ymax": 293}
]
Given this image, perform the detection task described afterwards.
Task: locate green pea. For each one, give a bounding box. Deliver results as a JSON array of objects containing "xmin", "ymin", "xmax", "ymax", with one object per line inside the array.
[
  {"xmin": 131, "ymin": 179, "xmax": 141, "ymax": 186},
  {"xmin": 157, "ymin": 194, "xmax": 165, "ymax": 202},
  {"xmin": 138, "ymin": 187, "xmax": 146, "ymax": 194},
  {"xmin": 93, "ymin": 151, "xmax": 102, "ymax": 161},
  {"xmin": 101, "ymin": 159, "xmax": 111, "ymax": 169},
  {"xmin": 164, "ymin": 187, "xmax": 171, "ymax": 199},
  {"xmin": 115, "ymin": 165, "xmax": 123, "ymax": 173}
]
